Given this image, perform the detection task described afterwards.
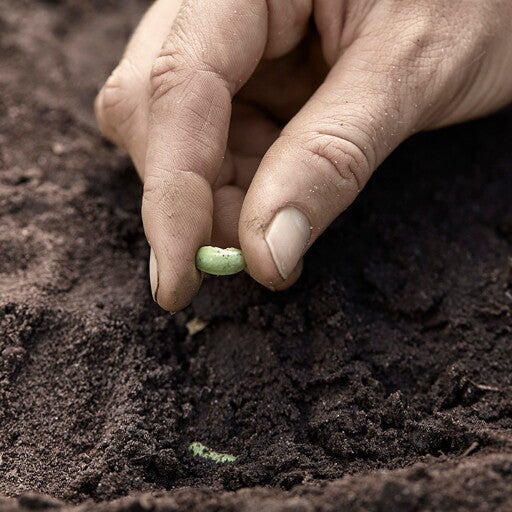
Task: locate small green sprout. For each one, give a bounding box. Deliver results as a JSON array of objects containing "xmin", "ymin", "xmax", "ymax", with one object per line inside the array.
[
  {"xmin": 188, "ymin": 441, "xmax": 237, "ymax": 463},
  {"xmin": 195, "ymin": 246, "xmax": 245, "ymax": 276}
]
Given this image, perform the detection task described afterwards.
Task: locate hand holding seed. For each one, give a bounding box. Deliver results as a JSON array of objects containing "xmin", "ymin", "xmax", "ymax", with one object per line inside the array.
[{"xmin": 96, "ymin": 0, "xmax": 512, "ymax": 311}]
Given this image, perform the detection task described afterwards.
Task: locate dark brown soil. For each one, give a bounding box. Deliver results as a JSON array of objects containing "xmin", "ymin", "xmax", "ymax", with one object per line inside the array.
[{"xmin": 1, "ymin": 1, "xmax": 511, "ymax": 510}]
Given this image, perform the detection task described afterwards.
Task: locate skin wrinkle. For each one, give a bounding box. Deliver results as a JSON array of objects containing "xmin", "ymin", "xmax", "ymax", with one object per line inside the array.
[
  {"xmin": 163, "ymin": 1, "xmax": 265, "ymax": 90},
  {"xmin": 291, "ymin": 102, "xmax": 390, "ymax": 173},
  {"xmin": 301, "ymin": 134, "xmax": 368, "ymax": 192},
  {"xmin": 157, "ymin": 29, "xmax": 248, "ymax": 95},
  {"xmin": 318, "ymin": 147, "xmax": 361, "ymax": 194},
  {"xmin": 149, "ymin": 55, "xmax": 194, "ymax": 105},
  {"xmin": 309, "ymin": 107, "xmax": 382, "ymax": 150}
]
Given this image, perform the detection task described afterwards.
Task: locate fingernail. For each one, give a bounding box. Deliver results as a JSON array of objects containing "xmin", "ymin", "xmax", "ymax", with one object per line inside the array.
[
  {"xmin": 265, "ymin": 206, "xmax": 311, "ymax": 280},
  {"xmin": 149, "ymin": 247, "xmax": 159, "ymax": 302}
]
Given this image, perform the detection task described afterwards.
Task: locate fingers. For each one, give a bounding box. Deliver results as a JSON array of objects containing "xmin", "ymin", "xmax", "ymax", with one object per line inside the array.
[
  {"xmin": 95, "ymin": 0, "xmax": 183, "ymax": 175},
  {"xmin": 228, "ymin": 103, "xmax": 280, "ymax": 191},
  {"xmin": 96, "ymin": 0, "xmax": 307, "ymax": 311},
  {"xmin": 143, "ymin": 0, "xmax": 272, "ymax": 311},
  {"xmin": 211, "ymin": 185, "xmax": 245, "ymax": 248},
  {"xmin": 239, "ymin": 34, "xmax": 426, "ymax": 289},
  {"xmin": 264, "ymin": 0, "xmax": 312, "ymax": 59}
]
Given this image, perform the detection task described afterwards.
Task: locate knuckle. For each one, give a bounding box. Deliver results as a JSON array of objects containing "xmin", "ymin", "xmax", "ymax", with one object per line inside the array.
[
  {"xmin": 298, "ymin": 127, "xmax": 374, "ymax": 192},
  {"xmin": 149, "ymin": 48, "xmax": 190, "ymax": 106},
  {"xmin": 149, "ymin": 46, "xmax": 234, "ymax": 109},
  {"xmin": 149, "ymin": 24, "xmax": 236, "ymax": 108},
  {"xmin": 96, "ymin": 58, "xmax": 144, "ymax": 139}
]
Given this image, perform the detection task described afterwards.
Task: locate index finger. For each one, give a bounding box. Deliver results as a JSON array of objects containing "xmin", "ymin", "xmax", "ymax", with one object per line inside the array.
[{"xmin": 143, "ymin": 0, "xmax": 268, "ymax": 311}]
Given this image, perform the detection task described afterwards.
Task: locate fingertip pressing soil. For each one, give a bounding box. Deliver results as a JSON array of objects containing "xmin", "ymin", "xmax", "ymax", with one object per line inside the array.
[{"xmin": 0, "ymin": 1, "xmax": 511, "ymax": 511}]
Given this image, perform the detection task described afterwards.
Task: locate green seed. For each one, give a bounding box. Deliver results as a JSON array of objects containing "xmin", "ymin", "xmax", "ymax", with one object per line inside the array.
[
  {"xmin": 188, "ymin": 441, "xmax": 237, "ymax": 463},
  {"xmin": 195, "ymin": 246, "xmax": 245, "ymax": 276}
]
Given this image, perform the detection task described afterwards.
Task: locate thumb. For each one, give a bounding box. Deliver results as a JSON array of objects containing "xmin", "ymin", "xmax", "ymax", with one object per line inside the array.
[{"xmin": 239, "ymin": 36, "xmax": 426, "ymax": 289}]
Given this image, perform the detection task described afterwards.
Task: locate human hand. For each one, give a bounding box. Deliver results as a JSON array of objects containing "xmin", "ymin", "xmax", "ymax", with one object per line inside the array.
[{"xmin": 95, "ymin": 0, "xmax": 512, "ymax": 311}]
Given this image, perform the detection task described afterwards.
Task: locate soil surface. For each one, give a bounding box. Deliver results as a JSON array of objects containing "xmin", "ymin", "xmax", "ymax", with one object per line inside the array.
[{"xmin": 1, "ymin": 1, "xmax": 511, "ymax": 511}]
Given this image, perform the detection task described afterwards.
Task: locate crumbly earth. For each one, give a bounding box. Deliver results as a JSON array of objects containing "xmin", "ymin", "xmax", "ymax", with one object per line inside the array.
[{"xmin": 1, "ymin": 1, "xmax": 511, "ymax": 511}]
